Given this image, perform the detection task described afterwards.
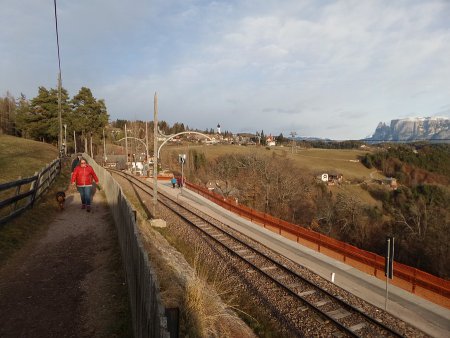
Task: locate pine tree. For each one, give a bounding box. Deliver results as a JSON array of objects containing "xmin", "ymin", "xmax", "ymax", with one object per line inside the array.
[{"xmin": 71, "ymin": 87, "xmax": 109, "ymax": 147}]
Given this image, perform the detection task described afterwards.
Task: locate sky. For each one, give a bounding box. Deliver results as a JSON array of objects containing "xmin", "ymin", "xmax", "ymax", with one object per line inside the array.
[{"xmin": 1, "ymin": 0, "xmax": 449, "ymax": 140}]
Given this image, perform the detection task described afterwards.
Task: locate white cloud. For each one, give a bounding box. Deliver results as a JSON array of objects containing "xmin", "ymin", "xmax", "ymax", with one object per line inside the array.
[{"xmin": 1, "ymin": 0, "xmax": 449, "ymax": 139}]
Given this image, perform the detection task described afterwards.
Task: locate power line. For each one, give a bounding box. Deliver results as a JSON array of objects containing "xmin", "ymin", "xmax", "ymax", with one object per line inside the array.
[
  {"xmin": 53, "ymin": 0, "xmax": 63, "ymax": 155},
  {"xmin": 53, "ymin": 0, "xmax": 62, "ymax": 77}
]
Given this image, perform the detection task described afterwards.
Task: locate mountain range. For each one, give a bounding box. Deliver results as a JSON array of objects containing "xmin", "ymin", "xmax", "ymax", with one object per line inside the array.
[{"xmin": 366, "ymin": 117, "xmax": 450, "ymax": 141}]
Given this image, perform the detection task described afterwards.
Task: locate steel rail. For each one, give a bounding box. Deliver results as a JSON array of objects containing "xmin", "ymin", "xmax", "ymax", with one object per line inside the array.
[{"xmin": 109, "ymin": 169, "xmax": 405, "ymax": 338}]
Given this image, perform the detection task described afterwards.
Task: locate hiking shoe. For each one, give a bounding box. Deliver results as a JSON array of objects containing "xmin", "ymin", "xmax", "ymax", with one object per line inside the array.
[
  {"xmin": 86, "ymin": 206, "xmax": 91, "ymax": 212},
  {"xmin": 81, "ymin": 204, "xmax": 86, "ymax": 209}
]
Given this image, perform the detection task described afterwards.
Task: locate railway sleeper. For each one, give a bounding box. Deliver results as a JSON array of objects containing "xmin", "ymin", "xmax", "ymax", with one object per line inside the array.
[
  {"xmin": 297, "ymin": 290, "xmax": 316, "ymax": 297},
  {"xmin": 274, "ymin": 274, "xmax": 289, "ymax": 280},
  {"xmin": 236, "ymin": 249, "xmax": 249, "ymax": 254},
  {"xmin": 326, "ymin": 308, "xmax": 351, "ymax": 320},
  {"xmin": 349, "ymin": 323, "xmax": 366, "ymax": 332},
  {"xmin": 312, "ymin": 313, "xmax": 329, "ymax": 324},
  {"xmin": 260, "ymin": 266, "xmax": 277, "ymax": 271},
  {"xmin": 314, "ymin": 299, "xmax": 330, "ymax": 307}
]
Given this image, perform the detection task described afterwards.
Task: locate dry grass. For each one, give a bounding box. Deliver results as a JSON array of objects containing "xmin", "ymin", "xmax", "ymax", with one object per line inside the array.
[
  {"xmin": 162, "ymin": 143, "xmax": 382, "ymax": 207},
  {"xmin": 134, "ymin": 212, "xmax": 255, "ymax": 337},
  {"xmin": 0, "ymin": 157, "xmax": 72, "ymax": 266},
  {"xmin": 0, "ymin": 134, "xmax": 58, "ymax": 183},
  {"xmin": 185, "ymin": 251, "xmax": 254, "ymax": 338},
  {"xmin": 161, "ymin": 144, "xmax": 376, "ymax": 180},
  {"xmin": 330, "ymin": 184, "xmax": 384, "ymax": 208},
  {"xmin": 0, "ymin": 134, "xmax": 67, "ymax": 264}
]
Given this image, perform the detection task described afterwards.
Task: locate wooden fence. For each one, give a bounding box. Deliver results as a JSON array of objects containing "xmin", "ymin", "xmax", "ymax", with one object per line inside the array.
[
  {"xmin": 185, "ymin": 181, "xmax": 450, "ymax": 309},
  {"xmin": 88, "ymin": 157, "xmax": 170, "ymax": 338},
  {"xmin": 0, "ymin": 158, "xmax": 61, "ymax": 225}
]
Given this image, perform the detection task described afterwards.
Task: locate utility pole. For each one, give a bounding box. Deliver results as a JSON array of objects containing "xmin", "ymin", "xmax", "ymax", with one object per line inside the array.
[
  {"xmin": 57, "ymin": 73, "xmax": 63, "ymax": 157},
  {"xmin": 54, "ymin": 0, "xmax": 63, "ymax": 158},
  {"xmin": 125, "ymin": 124, "xmax": 129, "ymax": 169},
  {"xmin": 153, "ymin": 92, "xmax": 158, "ymax": 217}
]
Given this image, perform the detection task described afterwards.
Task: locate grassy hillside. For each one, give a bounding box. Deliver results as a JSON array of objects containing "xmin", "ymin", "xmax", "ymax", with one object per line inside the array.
[
  {"xmin": 0, "ymin": 135, "xmax": 70, "ymax": 266},
  {"xmin": 161, "ymin": 144, "xmax": 382, "ymax": 209},
  {"xmin": 161, "ymin": 144, "xmax": 378, "ymax": 181},
  {"xmin": 0, "ymin": 134, "xmax": 58, "ymax": 183}
]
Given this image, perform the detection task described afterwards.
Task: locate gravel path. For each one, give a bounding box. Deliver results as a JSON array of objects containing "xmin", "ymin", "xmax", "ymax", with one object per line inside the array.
[{"xmin": 0, "ymin": 189, "xmax": 131, "ymax": 338}]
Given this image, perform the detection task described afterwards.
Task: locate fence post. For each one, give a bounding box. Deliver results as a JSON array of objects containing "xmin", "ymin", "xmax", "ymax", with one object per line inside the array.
[
  {"xmin": 50, "ymin": 160, "xmax": 58, "ymax": 185},
  {"xmin": 11, "ymin": 176, "xmax": 22, "ymax": 212},
  {"xmin": 30, "ymin": 171, "xmax": 42, "ymax": 208},
  {"xmin": 28, "ymin": 172, "xmax": 39, "ymax": 206}
]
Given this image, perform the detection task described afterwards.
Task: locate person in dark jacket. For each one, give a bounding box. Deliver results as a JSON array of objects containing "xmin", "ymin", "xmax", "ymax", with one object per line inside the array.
[
  {"xmin": 71, "ymin": 158, "xmax": 99, "ymax": 212},
  {"xmin": 71, "ymin": 153, "xmax": 83, "ymax": 172}
]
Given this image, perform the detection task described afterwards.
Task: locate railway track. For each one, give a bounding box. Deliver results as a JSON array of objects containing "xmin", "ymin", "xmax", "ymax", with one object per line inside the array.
[{"xmin": 110, "ymin": 169, "xmax": 412, "ymax": 337}]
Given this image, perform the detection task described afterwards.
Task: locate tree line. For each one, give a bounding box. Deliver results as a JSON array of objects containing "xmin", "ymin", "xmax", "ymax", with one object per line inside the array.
[{"xmin": 0, "ymin": 87, "xmax": 108, "ymax": 152}]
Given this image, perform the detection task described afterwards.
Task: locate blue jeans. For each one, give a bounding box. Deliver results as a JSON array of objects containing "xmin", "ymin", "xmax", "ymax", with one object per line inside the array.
[{"xmin": 77, "ymin": 186, "xmax": 92, "ymax": 206}]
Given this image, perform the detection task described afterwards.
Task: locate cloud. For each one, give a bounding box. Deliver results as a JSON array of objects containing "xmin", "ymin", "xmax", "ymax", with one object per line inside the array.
[{"xmin": 1, "ymin": 0, "xmax": 450, "ymax": 139}]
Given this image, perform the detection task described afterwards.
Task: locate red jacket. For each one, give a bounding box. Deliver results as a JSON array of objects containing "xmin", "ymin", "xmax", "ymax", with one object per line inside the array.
[{"xmin": 71, "ymin": 164, "xmax": 99, "ymax": 187}]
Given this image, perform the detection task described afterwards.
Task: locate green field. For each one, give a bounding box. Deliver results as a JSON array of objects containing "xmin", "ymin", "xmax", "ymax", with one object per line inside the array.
[
  {"xmin": 161, "ymin": 144, "xmax": 378, "ymax": 181},
  {"xmin": 0, "ymin": 134, "xmax": 58, "ymax": 183}
]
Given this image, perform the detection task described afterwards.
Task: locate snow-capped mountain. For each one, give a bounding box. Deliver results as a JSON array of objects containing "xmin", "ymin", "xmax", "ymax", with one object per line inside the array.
[{"xmin": 367, "ymin": 117, "xmax": 450, "ymax": 141}]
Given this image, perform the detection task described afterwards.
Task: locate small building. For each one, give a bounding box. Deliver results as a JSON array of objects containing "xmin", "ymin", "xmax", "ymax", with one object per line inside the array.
[
  {"xmin": 319, "ymin": 172, "xmax": 343, "ymax": 185},
  {"xmin": 266, "ymin": 134, "xmax": 276, "ymax": 146},
  {"xmin": 383, "ymin": 177, "xmax": 398, "ymax": 190}
]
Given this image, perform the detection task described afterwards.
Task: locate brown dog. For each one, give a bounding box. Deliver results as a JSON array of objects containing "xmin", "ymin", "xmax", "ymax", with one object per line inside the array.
[{"xmin": 56, "ymin": 191, "xmax": 66, "ymax": 210}]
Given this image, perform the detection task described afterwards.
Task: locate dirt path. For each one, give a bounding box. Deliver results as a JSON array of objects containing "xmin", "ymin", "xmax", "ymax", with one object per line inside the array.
[{"xmin": 0, "ymin": 190, "xmax": 131, "ymax": 337}]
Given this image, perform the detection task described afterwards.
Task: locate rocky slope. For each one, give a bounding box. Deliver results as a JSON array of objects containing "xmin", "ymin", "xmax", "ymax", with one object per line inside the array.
[{"xmin": 368, "ymin": 117, "xmax": 450, "ymax": 141}]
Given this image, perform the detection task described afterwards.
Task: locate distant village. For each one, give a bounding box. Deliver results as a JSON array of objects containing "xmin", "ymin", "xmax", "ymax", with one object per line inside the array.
[{"xmin": 99, "ymin": 122, "xmax": 399, "ymax": 190}]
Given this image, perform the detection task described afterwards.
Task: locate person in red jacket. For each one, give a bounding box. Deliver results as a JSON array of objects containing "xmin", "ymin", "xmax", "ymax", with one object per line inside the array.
[{"xmin": 71, "ymin": 158, "xmax": 99, "ymax": 212}]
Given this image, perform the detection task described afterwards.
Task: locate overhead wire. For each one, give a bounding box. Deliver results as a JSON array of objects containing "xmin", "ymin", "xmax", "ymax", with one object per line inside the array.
[
  {"xmin": 53, "ymin": 0, "xmax": 62, "ymax": 77},
  {"xmin": 53, "ymin": 0, "xmax": 63, "ymax": 155}
]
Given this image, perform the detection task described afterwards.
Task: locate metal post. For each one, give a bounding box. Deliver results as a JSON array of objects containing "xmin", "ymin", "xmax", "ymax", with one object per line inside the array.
[
  {"xmin": 181, "ymin": 159, "xmax": 184, "ymax": 191},
  {"xmin": 385, "ymin": 237, "xmax": 391, "ymax": 310},
  {"xmin": 90, "ymin": 132, "xmax": 93, "ymax": 158},
  {"xmin": 145, "ymin": 121, "xmax": 149, "ymax": 163},
  {"xmin": 57, "ymin": 73, "xmax": 63, "ymax": 156},
  {"xmin": 153, "ymin": 92, "xmax": 158, "ymax": 217},
  {"xmin": 73, "ymin": 130, "xmax": 77, "ymax": 154},
  {"xmin": 125, "ymin": 124, "xmax": 129, "ymax": 170},
  {"xmin": 63, "ymin": 124, "xmax": 67, "ymax": 155},
  {"xmin": 179, "ymin": 154, "xmax": 186, "ymax": 191},
  {"xmin": 103, "ymin": 128, "xmax": 107, "ymax": 164}
]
